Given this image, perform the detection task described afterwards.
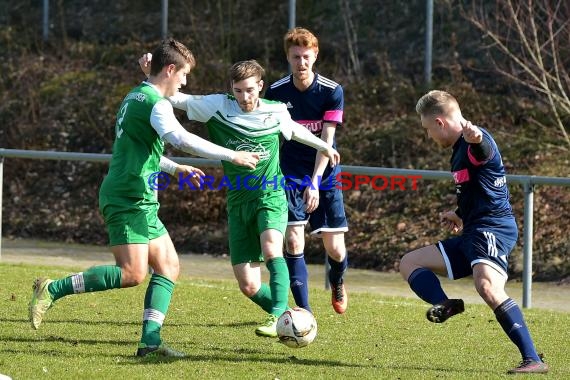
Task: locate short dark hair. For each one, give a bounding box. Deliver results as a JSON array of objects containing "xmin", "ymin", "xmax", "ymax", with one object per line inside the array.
[
  {"xmin": 150, "ymin": 38, "xmax": 196, "ymax": 76},
  {"xmin": 229, "ymin": 60, "xmax": 265, "ymax": 83}
]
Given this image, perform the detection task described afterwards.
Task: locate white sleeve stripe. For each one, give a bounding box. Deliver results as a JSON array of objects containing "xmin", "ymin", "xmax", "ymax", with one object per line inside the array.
[
  {"xmin": 317, "ymin": 76, "xmax": 339, "ymax": 89},
  {"xmin": 269, "ymin": 76, "xmax": 291, "ymax": 89},
  {"xmin": 317, "ymin": 74, "xmax": 339, "ymax": 85}
]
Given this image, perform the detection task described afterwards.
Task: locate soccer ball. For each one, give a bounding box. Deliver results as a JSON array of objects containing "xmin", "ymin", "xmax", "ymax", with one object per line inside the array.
[{"xmin": 276, "ymin": 307, "xmax": 317, "ymax": 348}]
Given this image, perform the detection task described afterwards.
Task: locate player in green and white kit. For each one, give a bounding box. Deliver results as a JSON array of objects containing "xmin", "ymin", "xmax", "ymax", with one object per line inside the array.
[
  {"xmin": 163, "ymin": 59, "xmax": 340, "ymax": 337},
  {"xmin": 28, "ymin": 39, "xmax": 260, "ymax": 358}
]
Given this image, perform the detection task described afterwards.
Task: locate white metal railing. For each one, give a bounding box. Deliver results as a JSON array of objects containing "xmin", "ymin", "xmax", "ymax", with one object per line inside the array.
[{"xmin": 1, "ymin": 148, "xmax": 569, "ymax": 308}]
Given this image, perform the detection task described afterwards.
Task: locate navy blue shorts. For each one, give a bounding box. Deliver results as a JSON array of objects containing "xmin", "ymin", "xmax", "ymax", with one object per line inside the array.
[
  {"xmin": 437, "ymin": 219, "xmax": 518, "ymax": 280},
  {"xmin": 286, "ymin": 184, "xmax": 348, "ymax": 235}
]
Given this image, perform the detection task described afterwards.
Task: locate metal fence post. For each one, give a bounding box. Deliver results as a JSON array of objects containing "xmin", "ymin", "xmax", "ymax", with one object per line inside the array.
[
  {"xmin": 287, "ymin": 0, "xmax": 296, "ymax": 74},
  {"xmin": 43, "ymin": 0, "xmax": 49, "ymax": 41},
  {"xmin": 161, "ymin": 0, "xmax": 168, "ymax": 39},
  {"xmin": 522, "ymin": 181, "xmax": 534, "ymax": 308},
  {"xmin": 288, "ymin": 0, "xmax": 296, "ymax": 29}
]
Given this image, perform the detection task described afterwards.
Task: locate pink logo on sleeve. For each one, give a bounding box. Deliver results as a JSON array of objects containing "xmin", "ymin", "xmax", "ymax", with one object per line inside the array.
[
  {"xmin": 323, "ymin": 110, "xmax": 343, "ymax": 123},
  {"xmin": 452, "ymin": 169, "xmax": 470, "ymax": 184}
]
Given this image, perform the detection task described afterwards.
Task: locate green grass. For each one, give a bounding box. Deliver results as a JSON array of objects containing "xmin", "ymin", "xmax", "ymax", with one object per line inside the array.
[{"xmin": 0, "ymin": 263, "xmax": 568, "ymax": 380}]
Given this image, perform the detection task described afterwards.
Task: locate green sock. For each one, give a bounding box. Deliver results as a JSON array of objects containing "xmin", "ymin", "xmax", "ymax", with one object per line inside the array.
[
  {"xmin": 140, "ymin": 273, "xmax": 174, "ymax": 347},
  {"xmin": 249, "ymin": 283, "xmax": 273, "ymax": 313},
  {"xmin": 48, "ymin": 265, "xmax": 122, "ymax": 302},
  {"xmin": 267, "ymin": 257, "xmax": 290, "ymax": 316}
]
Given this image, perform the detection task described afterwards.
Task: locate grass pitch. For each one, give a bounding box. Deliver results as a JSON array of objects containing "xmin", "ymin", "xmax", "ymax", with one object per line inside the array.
[{"xmin": 0, "ymin": 263, "xmax": 568, "ymax": 379}]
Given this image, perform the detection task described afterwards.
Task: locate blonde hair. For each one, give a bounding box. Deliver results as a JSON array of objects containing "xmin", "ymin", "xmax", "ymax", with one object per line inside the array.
[
  {"xmin": 415, "ymin": 90, "xmax": 460, "ymax": 117},
  {"xmin": 283, "ymin": 27, "xmax": 319, "ymax": 54}
]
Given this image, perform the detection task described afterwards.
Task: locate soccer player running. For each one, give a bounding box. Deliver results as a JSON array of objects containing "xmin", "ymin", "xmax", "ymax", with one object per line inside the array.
[
  {"xmin": 28, "ymin": 39, "xmax": 260, "ymax": 358},
  {"xmin": 399, "ymin": 90, "xmax": 548, "ymax": 374},
  {"xmin": 264, "ymin": 27, "xmax": 349, "ymax": 314},
  {"xmin": 139, "ymin": 56, "xmax": 340, "ymax": 337}
]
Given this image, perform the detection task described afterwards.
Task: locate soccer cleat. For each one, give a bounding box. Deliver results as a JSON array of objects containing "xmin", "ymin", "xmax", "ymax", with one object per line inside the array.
[
  {"xmin": 29, "ymin": 278, "xmax": 54, "ymax": 329},
  {"xmin": 255, "ymin": 314, "xmax": 278, "ymax": 337},
  {"xmin": 426, "ymin": 299, "xmax": 464, "ymax": 323},
  {"xmin": 136, "ymin": 343, "xmax": 187, "ymax": 358},
  {"xmin": 330, "ymin": 280, "xmax": 348, "ymax": 314},
  {"xmin": 507, "ymin": 359, "xmax": 549, "ymax": 374}
]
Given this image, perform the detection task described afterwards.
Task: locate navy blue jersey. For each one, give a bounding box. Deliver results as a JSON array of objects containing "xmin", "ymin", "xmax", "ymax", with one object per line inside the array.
[
  {"xmin": 265, "ymin": 73, "xmax": 343, "ymax": 184},
  {"xmin": 450, "ymin": 127, "xmax": 515, "ymax": 228}
]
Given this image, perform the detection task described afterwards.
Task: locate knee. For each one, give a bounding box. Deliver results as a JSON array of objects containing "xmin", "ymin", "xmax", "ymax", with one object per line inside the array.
[
  {"xmin": 148, "ymin": 255, "xmax": 180, "ymax": 281},
  {"xmin": 474, "ymin": 280, "xmax": 497, "ymax": 304},
  {"xmin": 285, "ymin": 229, "xmax": 305, "ymax": 253},
  {"xmin": 238, "ymin": 281, "xmax": 258, "ymax": 298},
  {"xmin": 120, "ymin": 268, "xmax": 148, "ymax": 287},
  {"xmin": 285, "ymin": 232, "xmax": 303, "ymax": 253},
  {"xmin": 326, "ymin": 247, "xmax": 346, "ymax": 262}
]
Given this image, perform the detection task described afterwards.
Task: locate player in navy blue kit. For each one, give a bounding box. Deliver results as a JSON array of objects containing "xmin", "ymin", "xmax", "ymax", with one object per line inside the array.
[
  {"xmin": 399, "ymin": 90, "xmax": 548, "ymax": 374},
  {"xmin": 265, "ymin": 27, "xmax": 349, "ymax": 314}
]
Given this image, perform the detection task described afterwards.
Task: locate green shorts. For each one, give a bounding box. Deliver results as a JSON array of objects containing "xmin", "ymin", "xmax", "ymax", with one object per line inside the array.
[
  {"xmin": 227, "ymin": 190, "xmax": 288, "ymax": 265},
  {"xmin": 99, "ymin": 195, "xmax": 167, "ymax": 246}
]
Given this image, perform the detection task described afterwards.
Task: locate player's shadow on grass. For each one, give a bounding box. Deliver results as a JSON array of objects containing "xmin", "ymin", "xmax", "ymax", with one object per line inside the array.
[
  {"xmin": 1, "ymin": 344, "xmax": 138, "ymax": 359},
  {"xmin": 121, "ymin": 353, "xmax": 368, "ymax": 368},
  {"xmin": 0, "ymin": 346, "xmax": 168, "ymax": 360},
  {"xmin": 1, "ymin": 316, "xmax": 139, "ymax": 326},
  {"xmin": 195, "ymin": 321, "xmax": 257, "ymax": 328},
  {"xmin": 1, "ymin": 335, "xmax": 136, "ymax": 346},
  {"xmin": 1, "ymin": 337, "xmax": 505, "ymax": 375},
  {"xmin": 122, "ymin": 352, "xmax": 505, "ymax": 375},
  {"xmin": 1, "ymin": 316, "xmax": 196, "ymax": 327}
]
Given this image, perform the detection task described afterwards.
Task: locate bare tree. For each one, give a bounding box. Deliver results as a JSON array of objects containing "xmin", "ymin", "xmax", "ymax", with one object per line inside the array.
[
  {"xmin": 339, "ymin": 0, "xmax": 362, "ymax": 79},
  {"xmin": 461, "ymin": 0, "xmax": 570, "ymax": 148}
]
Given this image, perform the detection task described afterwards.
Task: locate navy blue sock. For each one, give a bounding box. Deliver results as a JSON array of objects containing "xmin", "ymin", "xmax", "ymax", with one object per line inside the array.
[
  {"xmin": 285, "ymin": 252, "xmax": 311, "ymax": 313},
  {"xmin": 494, "ymin": 298, "xmax": 541, "ymax": 362},
  {"xmin": 328, "ymin": 255, "xmax": 348, "ymax": 285},
  {"xmin": 407, "ymin": 268, "xmax": 448, "ymax": 305}
]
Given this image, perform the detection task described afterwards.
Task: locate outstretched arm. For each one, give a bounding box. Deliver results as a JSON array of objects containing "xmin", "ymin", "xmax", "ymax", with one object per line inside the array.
[
  {"xmin": 162, "ymin": 130, "xmax": 259, "ymax": 169},
  {"xmin": 151, "ymin": 101, "xmax": 259, "ymax": 169},
  {"xmin": 162, "ymin": 129, "xmax": 234, "ymax": 161},
  {"xmin": 288, "ymin": 121, "xmax": 340, "ymax": 167}
]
